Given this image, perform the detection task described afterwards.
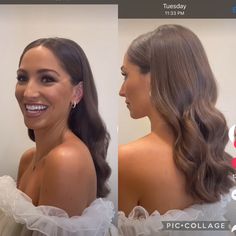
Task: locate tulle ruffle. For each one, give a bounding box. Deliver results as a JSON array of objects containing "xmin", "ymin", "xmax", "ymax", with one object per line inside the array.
[
  {"xmin": 0, "ymin": 175, "xmax": 115, "ymax": 236},
  {"xmin": 118, "ymin": 192, "xmax": 233, "ymax": 236}
]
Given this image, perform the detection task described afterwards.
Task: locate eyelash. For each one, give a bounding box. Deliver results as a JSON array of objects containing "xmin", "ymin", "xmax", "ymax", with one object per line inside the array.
[
  {"xmin": 16, "ymin": 75, "xmax": 56, "ymax": 84},
  {"xmin": 16, "ymin": 75, "xmax": 28, "ymax": 83},
  {"xmin": 41, "ymin": 75, "xmax": 56, "ymax": 83},
  {"xmin": 121, "ymin": 72, "xmax": 127, "ymax": 80}
]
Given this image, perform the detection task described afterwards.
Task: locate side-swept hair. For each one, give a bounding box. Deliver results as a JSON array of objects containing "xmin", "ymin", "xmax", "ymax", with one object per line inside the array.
[{"xmin": 127, "ymin": 24, "xmax": 235, "ymax": 202}]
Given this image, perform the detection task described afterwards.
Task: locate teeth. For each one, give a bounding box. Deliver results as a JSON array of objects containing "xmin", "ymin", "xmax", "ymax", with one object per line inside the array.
[{"xmin": 26, "ymin": 104, "xmax": 47, "ymax": 111}]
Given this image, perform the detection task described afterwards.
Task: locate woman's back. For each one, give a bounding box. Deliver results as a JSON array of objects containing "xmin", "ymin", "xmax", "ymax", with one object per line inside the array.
[
  {"xmin": 119, "ymin": 131, "xmax": 196, "ymax": 216},
  {"xmin": 118, "ymin": 134, "xmax": 233, "ymax": 236}
]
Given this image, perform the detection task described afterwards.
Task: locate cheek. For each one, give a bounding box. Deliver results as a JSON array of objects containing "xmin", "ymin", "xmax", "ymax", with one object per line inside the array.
[
  {"xmin": 49, "ymin": 87, "xmax": 72, "ymax": 106},
  {"xmin": 15, "ymin": 85, "xmax": 24, "ymax": 103},
  {"xmin": 125, "ymin": 81, "xmax": 137, "ymax": 97},
  {"xmin": 128, "ymin": 82, "xmax": 145, "ymax": 101}
]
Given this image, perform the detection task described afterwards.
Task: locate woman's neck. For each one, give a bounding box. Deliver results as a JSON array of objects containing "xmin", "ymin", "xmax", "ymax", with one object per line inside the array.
[
  {"xmin": 33, "ymin": 121, "xmax": 69, "ymax": 162},
  {"xmin": 148, "ymin": 110, "xmax": 175, "ymax": 145}
]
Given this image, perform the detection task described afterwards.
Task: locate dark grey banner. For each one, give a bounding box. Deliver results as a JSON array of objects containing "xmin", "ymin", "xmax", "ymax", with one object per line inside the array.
[{"xmin": 119, "ymin": 0, "xmax": 236, "ymax": 18}]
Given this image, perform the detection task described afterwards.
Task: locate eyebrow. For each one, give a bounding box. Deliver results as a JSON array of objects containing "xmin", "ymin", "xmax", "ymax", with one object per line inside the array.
[{"xmin": 17, "ymin": 68, "xmax": 60, "ymax": 76}]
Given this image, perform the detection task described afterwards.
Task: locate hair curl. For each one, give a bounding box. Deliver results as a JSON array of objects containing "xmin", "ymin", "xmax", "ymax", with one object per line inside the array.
[
  {"xmin": 19, "ymin": 38, "xmax": 111, "ymax": 198},
  {"xmin": 127, "ymin": 24, "xmax": 235, "ymax": 202}
]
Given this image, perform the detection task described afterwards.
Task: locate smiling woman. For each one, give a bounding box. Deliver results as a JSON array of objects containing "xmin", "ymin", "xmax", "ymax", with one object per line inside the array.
[
  {"xmin": 0, "ymin": 38, "xmax": 115, "ymax": 236},
  {"xmin": 16, "ymin": 46, "xmax": 81, "ymax": 139}
]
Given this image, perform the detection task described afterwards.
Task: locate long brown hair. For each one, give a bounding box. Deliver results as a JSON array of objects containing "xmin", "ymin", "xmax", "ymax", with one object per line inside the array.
[
  {"xmin": 127, "ymin": 24, "xmax": 235, "ymax": 202},
  {"xmin": 19, "ymin": 38, "xmax": 111, "ymax": 197}
]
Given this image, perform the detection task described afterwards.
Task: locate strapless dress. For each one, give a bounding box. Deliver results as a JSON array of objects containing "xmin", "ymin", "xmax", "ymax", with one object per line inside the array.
[
  {"xmin": 118, "ymin": 191, "xmax": 235, "ymax": 236},
  {"xmin": 0, "ymin": 175, "xmax": 117, "ymax": 236}
]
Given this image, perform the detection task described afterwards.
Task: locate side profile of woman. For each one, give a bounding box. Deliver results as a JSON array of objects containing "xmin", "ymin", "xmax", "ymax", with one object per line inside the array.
[
  {"xmin": 0, "ymin": 38, "xmax": 114, "ymax": 236},
  {"xmin": 118, "ymin": 24, "xmax": 235, "ymax": 236}
]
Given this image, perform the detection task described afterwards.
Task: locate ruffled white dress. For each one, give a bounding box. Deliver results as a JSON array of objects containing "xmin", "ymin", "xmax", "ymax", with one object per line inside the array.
[
  {"xmin": 0, "ymin": 175, "xmax": 116, "ymax": 236},
  {"xmin": 118, "ymin": 193, "xmax": 235, "ymax": 236}
]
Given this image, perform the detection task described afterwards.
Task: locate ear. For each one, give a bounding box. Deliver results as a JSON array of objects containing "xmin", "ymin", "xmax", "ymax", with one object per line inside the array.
[
  {"xmin": 71, "ymin": 81, "xmax": 83, "ymax": 104},
  {"xmin": 143, "ymin": 72, "xmax": 151, "ymax": 96}
]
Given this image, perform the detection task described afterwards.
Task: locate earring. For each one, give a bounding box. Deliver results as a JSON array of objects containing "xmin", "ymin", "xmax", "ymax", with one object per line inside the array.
[{"xmin": 72, "ymin": 101, "xmax": 77, "ymax": 109}]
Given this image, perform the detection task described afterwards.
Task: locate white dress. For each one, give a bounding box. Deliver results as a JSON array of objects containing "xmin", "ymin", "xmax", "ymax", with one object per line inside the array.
[
  {"xmin": 0, "ymin": 175, "xmax": 116, "ymax": 236},
  {"xmin": 118, "ymin": 192, "xmax": 235, "ymax": 236}
]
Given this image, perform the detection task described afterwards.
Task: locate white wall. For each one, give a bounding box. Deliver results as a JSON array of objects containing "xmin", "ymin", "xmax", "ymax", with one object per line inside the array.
[
  {"xmin": 0, "ymin": 5, "xmax": 118, "ymax": 211},
  {"xmin": 118, "ymin": 19, "xmax": 236, "ymax": 225}
]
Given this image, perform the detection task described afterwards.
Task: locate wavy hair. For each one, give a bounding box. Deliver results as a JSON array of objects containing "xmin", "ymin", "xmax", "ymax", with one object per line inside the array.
[
  {"xmin": 127, "ymin": 24, "xmax": 235, "ymax": 202},
  {"xmin": 19, "ymin": 38, "xmax": 111, "ymax": 197}
]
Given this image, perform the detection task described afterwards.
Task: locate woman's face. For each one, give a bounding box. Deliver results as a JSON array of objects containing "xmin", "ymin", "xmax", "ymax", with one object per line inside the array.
[
  {"xmin": 15, "ymin": 46, "xmax": 80, "ymax": 132},
  {"xmin": 119, "ymin": 54, "xmax": 152, "ymax": 119}
]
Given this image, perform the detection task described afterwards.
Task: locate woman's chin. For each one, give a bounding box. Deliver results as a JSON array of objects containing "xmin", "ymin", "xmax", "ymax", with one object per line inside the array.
[
  {"xmin": 23, "ymin": 119, "xmax": 45, "ymax": 131},
  {"xmin": 129, "ymin": 112, "xmax": 144, "ymax": 119}
]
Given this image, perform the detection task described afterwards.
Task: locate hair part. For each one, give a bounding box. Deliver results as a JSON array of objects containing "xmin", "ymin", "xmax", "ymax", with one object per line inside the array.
[
  {"xmin": 19, "ymin": 38, "xmax": 111, "ymax": 197},
  {"xmin": 127, "ymin": 24, "xmax": 235, "ymax": 202}
]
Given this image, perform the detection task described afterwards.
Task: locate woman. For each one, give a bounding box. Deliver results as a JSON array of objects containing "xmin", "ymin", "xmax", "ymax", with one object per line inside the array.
[
  {"xmin": 0, "ymin": 38, "xmax": 114, "ymax": 236},
  {"xmin": 118, "ymin": 24, "xmax": 235, "ymax": 235}
]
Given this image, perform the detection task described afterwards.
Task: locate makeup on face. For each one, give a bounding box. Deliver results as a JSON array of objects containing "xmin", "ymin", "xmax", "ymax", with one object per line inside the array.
[{"xmin": 15, "ymin": 46, "xmax": 75, "ymax": 131}]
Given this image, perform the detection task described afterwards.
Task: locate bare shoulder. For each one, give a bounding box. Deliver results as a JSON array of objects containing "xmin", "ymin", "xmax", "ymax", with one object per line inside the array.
[
  {"xmin": 119, "ymin": 142, "xmax": 141, "ymax": 179},
  {"xmin": 39, "ymin": 138, "xmax": 96, "ymax": 216},
  {"xmin": 19, "ymin": 148, "xmax": 35, "ymax": 166},
  {"xmin": 43, "ymin": 138, "xmax": 96, "ymax": 189},
  {"xmin": 119, "ymin": 136, "xmax": 158, "ymax": 171},
  {"xmin": 119, "ymin": 135, "xmax": 193, "ymax": 215},
  {"xmin": 119, "ymin": 138, "xmax": 148, "ymax": 161},
  {"xmin": 17, "ymin": 148, "xmax": 35, "ymax": 184},
  {"xmin": 120, "ymin": 135, "xmax": 176, "ymax": 185},
  {"xmin": 119, "ymin": 134, "xmax": 176, "ymax": 192},
  {"xmin": 118, "ymin": 138, "xmax": 150, "ymax": 214},
  {"xmin": 46, "ymin": 139, "xmax": 93, "ymax": 170},
  {"xmin": 119, "ymin": 139, "xmax": 151, "ymax": 182}
]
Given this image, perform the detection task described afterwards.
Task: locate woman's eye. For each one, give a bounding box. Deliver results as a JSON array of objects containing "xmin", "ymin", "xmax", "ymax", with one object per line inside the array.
[
  {"xmin": 121, "ymin": 72, "xmax": 127, "ymax": 80},
  {"xmin": 16, "ymin": 75, "xmax": 28, "ymax": 83},
  {"xmin": 41, "ymin": 75, "xmax": 56, "ymax": 84}
]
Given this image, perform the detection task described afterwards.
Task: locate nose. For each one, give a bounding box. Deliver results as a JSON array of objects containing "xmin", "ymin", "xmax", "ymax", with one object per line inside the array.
[
  {"xmin": 119, "ymin": 82, "xmax": 126, "ymax": 97},
  {"xmin": 23, "ymin": 80, "xmax": 40, "ymax": 99}
]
